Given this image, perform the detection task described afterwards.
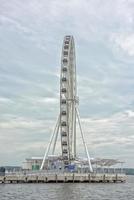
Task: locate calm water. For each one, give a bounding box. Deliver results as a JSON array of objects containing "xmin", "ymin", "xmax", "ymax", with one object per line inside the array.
[{"xmin": 0, "ymin": 176, "xmax": 133, "ymax": 200}]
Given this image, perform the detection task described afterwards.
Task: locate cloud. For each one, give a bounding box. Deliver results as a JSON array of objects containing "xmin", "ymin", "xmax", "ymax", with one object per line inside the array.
[
  {"xmin": 111, "ymin": 33, "xmax": 134, "ymax": 57},
  {"xmin": 0, "ymin": 97, "xmax": 13, "ymax": 104}
]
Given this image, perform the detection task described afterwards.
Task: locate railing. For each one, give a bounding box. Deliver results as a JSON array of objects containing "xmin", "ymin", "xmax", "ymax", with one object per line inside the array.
[{"xmin": 5, "ymin": 168, "xmax": 126, "ymax": 176}]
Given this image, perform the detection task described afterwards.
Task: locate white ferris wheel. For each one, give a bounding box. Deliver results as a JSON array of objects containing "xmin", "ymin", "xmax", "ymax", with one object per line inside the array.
[{"xmin": 40, "ymin": 36, "xmax": 93, "ymax": 172}]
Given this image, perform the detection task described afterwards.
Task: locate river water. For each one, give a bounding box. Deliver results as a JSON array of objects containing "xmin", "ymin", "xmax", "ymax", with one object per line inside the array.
[{"xmin": 0, "ymin": 176, "xmax": 133, "ymax": 200}]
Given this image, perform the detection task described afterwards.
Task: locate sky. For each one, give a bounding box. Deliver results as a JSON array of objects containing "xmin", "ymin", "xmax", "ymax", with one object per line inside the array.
[{"xmin": 0, "ymin": 0, "xmax": 134, "ymax": 167}]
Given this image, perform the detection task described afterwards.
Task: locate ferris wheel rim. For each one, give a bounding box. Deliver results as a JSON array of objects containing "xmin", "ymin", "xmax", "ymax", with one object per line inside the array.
[{"xmin": 60, "ymin": 35, "xmax": 77, "ymax": 164}]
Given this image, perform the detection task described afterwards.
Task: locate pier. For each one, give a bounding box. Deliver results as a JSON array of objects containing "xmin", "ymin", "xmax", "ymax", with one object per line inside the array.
[{"xmin": 0, "ymin": 173, "xmax": 126, "ymax": 184}]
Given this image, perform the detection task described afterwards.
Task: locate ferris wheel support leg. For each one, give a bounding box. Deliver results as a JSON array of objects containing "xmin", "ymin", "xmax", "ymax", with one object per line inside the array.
[
  {"xmin": 76, "ymin": 107, "xmax": 93, "ymax": 173},
  {"xmin": 74, "ymin": 112, "xmax": 76, "ymax": 158},
  {"xmin": 40, "ymin": 115, "xmax": 60, "ymax": 170},
  {"xmin": 52, "ymin": 117, "xmax": 60, "ymax": 155}
]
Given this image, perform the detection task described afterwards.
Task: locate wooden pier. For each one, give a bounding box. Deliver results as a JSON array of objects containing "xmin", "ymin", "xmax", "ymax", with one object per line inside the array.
[{"xmin": 0, "ymin": 173, "xmax": 126, "ymax": 184}]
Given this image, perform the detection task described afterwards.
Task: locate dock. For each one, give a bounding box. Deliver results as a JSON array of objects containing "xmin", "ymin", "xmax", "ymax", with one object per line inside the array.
[{"xmin": 0, "ymin": 173, "xmax": 126, "ymax": 183}]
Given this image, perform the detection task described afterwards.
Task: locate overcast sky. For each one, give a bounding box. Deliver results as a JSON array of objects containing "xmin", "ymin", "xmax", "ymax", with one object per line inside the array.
[{"xmin": 0, "ymin": 0, "xmax": 134, "ymax": 167}]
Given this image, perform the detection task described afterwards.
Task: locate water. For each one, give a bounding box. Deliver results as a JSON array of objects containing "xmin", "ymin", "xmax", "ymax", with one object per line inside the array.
[{"xmin": 0, "ymin": 176, "xmax": 133, "ymax": 200}]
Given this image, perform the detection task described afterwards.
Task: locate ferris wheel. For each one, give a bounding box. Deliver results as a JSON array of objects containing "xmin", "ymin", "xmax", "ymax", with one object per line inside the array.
[
  {"xmin": 40, "ymin": 36, "xmax": 93, "ymax": 172},
  {"xmin": 60, "ymin": 36, "xmax": 77, "ymax": 165}
]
